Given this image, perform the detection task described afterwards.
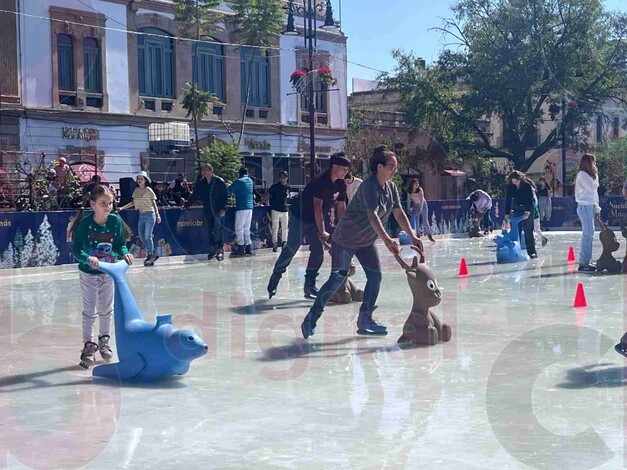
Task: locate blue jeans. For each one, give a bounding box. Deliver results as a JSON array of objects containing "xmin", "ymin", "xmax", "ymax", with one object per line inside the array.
[
  {"xmin": 577, "ymin": 204, "xmax": 595, "ymax": 266},
  {"xmin": 138, "ymin": 211, "xmax": 156, "ymax": 253},
  {"xmin": 308, "ymin": 241, "xmax": 382, "ymax": 317},
  {"xmin": 410, "ymin": 202, "xmax": 431, "ymax": 236}
]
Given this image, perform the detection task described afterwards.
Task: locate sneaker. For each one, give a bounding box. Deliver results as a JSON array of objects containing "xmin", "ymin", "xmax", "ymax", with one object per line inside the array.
[
  {"xmin": 98, "ymin": 335, "xmax": 113, "ymax": 363},
  {"xmin": 529, "ymin": 253, "xmax": 538, "ymax": 259},
  {"xmin": 578, "ymin": 264, "xmax": 596, "ymax": 272},
  {"xmin": 79, "ymin": 341, "xmax": 99, "ymax": 369},
  {"xmin": 230, "ymin": 244, "xmax": 245, "ymax": 258},
  {"xmin": 215, "ymin": 249, "xmax": 224, "ymax": 261},
  {"xmin": 357, "ymin": 308, "xmax": 388, "ymax": 336},
  {"xmin": 207, "ymin": 248, "xmax": 217, "ymax": 260},
  {"xmin": 272, "ymin": 244, "xmax": 278, "ymax": 253}
]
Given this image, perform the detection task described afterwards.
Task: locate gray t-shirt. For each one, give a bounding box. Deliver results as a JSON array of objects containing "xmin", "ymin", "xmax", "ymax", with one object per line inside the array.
[{"xmin": 332, "ymin": 175, "xmax": 402, "ymax": 249}]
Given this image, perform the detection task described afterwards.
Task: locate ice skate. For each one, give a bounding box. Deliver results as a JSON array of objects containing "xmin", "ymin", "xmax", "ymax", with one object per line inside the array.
[
  {"xmin": 98, "ymin": 335, "xmax": 113, "ymax": 363},
  {"xmin": 79, "ymin": 341, "xmax": 99, "ymax": 369}
]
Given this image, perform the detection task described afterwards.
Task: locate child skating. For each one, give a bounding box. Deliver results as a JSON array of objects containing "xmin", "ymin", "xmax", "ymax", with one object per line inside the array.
[{"xmin": 69, "ymin": 186, "xmax": 134, "ymax": 369}]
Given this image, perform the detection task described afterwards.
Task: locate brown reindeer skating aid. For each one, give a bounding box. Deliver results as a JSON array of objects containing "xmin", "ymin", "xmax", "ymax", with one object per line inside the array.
[
  {"xmin": 596, "ymin": 226, "xmax": 622, "ymax": 273},
  {"xmin": 394, "ymin": 247, "xmax": 452, "ymax": 346}
]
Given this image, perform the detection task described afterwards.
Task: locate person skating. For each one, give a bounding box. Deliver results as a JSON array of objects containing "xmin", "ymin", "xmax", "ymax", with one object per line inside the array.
[
  {"xmin": 575, "ymin": 154, "xmax": 603, "ymax": 272},
  {"xmin": 504, "ymin": 171, "xmax": 538, "ymax": 259},
  {"xmin": 228, "ymin": 167, "xmax": 255, "ymax": 257},
  {"xmin": 407, "ymin": 178, "xmax": 435, "ymax": 243},
  {"xmin": 267, "ymin": 153, "xmax": 351, "ymax": 299},
  {"xmin": 268, "ymin": 171, "xmax": 290, "ymax": 252},
  {"xmin": 183, "ymin": 164, "xmax": 228, "ymax": 261},
  {"xmin": 300, "ymin": 145, "xmax": 425, "ymax": 338},
  {"xmin": 466, "ymin": 189, "xmax": 493, "ymax": 234}
]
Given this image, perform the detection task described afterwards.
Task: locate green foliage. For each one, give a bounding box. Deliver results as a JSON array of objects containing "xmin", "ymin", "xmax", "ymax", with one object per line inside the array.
[
  {"xmin": 200, "ymin": 141, "xmax": 242, "ymax": 184},
  {"xmin": 174, "ymin": 0, "xmax": 223, "ymax": 39},
  {"xmin": 382, "ymin": 0, "xmax": 627, "ymax": 172},
  {"xmin": 595, "ymin": 137, "xmax": 627, "ymax": 195},
  {"xmin": 227, "ymin": 0, "xmax": 284, "ymax": 48},
  {"xmin": 181, "ymin": 82, "xmax": 221, "ymax": 120}
]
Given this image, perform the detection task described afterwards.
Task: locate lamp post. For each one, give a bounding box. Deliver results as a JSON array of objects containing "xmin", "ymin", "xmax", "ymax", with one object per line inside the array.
[{"xmin": 283, "ymin": 0, "xmax": 338, "ymax": 182}]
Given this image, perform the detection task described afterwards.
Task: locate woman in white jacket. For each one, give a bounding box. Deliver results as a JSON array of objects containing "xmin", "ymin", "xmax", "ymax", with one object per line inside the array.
[{"xmin": 574, "ymin": 154, "xmax": 602, "ymax": 272}]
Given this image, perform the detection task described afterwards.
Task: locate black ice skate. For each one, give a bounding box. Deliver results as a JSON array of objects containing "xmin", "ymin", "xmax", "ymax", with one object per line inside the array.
[
  {"xmin": 79, "ymin": 341, "xmax": 99, "ymax": 369},
  {"xmin": 98, "ymin": 335, "xmax": 113, "ymax": 363}
]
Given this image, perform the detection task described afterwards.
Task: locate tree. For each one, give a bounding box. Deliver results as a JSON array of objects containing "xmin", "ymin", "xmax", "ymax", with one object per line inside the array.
[
  {"xmin": 21, "ymin": 230, "xmax": 34, "ymax": 268},
  {"xmin": 227, "ymin": 0, "xmax": 284, "ymax": 146},
  {"xmin": 383, "ymin": 0, "xmax": 627, "ymax": 171},
  {"xmin": 595, "ymin": 136, "xmax": 627, "ymax": 195},
  {"xmin": 175, "ymin": 0, "xmax": 224, "ymax": 169},
  {"xmin": 12, "ymin": 228, "xmax": 23, "ymax": 268},
  {"xmin": 0, "ymin": 244, "xmax": 14, "ymax": 269},
  {"xmin": 33, "ymin": 215, "xmax": 59, "ymax": 266},
  {"xmin": 201, "ymin": 141, "xmax": 242, "ymax": 184}
]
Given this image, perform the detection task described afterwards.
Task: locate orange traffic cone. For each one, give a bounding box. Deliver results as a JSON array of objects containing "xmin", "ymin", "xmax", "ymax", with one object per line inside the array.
[
  {"xmin": 573, "ymin": 283, "xmax": 587, "ymax": 308},
  {"xmin": 567, "ymin": 246, "xmax": 576, "ymax": 262},
  {"xmin": 459, "ymin": 258, "xmax": 469, "ymax": 276}
]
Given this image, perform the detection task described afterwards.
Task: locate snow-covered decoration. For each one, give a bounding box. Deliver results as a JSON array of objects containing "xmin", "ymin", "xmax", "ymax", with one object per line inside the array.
[
  {"xmin": 21, "ymin": 230, "xmax": 35, "ymax": 268},
  {"xmin": 12, "ymin": 229, "xmax": 24, "ymax": 268},
  {"xmin": 32, "ymin": 215, "xmax": 59, "ymax": 266},
  {"xmin": 430, "ymin": 212, "xmax": 440, "ymax": 235},
  {"xmin": 0, "ymin": 244, "xmax": 14, "ymax": 269}
]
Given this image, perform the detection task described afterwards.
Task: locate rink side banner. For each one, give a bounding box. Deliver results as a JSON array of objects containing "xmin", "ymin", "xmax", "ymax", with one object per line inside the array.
[{"xmin": 0, "ymin": 197, "xmax": 624, "ymax": 269}]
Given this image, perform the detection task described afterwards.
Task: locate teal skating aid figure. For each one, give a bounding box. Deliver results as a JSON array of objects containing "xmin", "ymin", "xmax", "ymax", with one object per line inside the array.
[
  {"xmin": 92, "ymin": 261, "xmax": 208, "ymax": 380},
  {"xmin": 495, "ymin": 214, "xmax": 530, "ymax": 263}
]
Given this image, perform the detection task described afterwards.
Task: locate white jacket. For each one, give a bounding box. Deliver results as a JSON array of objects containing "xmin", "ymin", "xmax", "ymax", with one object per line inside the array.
[{"xmin": 575, "ymin": 171, "xmax": 601, "ymax": 213}]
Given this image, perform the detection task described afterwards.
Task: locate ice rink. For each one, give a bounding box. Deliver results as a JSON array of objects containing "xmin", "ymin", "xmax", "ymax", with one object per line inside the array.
[{"xmin": 0, "ymin": 232, "xmax": 626, "ymax": 469}]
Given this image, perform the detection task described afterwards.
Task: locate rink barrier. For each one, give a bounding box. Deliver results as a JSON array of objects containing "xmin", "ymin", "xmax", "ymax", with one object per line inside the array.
[{"xmin": 0, "ymin": 196, "xmax": 624, "ymax": 269}]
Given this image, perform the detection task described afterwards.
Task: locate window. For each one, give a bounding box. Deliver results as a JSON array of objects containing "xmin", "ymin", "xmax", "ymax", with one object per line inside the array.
[
  {"xmin": 83, "ymin": 37, "xmax": 101, "ymax": 93},
  {"xmin": 57, "ymin": 34, "xmax": 74, "ymax": 91},
  {"xmin": 300, "ymin": 78, "xmax": 328, "ymax": 114},
  {"xmin": 194, "ymin": 42, "xmax": 224, "ymax": 101},
  {"xmin": 240, "ymin": 47, "xmax": 270, "ymax": 107},
  {"xmin": 138, "ymin": 27, "xmax": 174, "ymax": 98}
]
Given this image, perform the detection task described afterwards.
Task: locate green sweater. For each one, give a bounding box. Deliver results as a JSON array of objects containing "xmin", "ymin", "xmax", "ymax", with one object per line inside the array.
[{"xmin": 72, "ymin": 212, "xmax": 129, "ymax": 274}]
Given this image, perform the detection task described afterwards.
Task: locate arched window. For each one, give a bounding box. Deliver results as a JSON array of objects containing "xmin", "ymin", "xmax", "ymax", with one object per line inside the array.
[
  {"xmin": 57, "ymin": 34, "xmax": 74, "ymax": 91},
  {"xmin": 137, "ymin": 27, "xmax": 174, "ymax": 98},
  {"xmin": 240, "ymin": 47, "xmax": 270, "ymax": 107},
  {"xmin": 83, "ymin": 37, "xmax": 101, "ymax": 93},
  {"xmin": 193, "ymin": 42, "xmax": 224, "ymax": 101}
]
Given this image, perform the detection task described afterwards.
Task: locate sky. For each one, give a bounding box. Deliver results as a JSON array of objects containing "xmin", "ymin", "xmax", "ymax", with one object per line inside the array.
[{"xmin": 342, "ymin": 0, "xmax": 627, "ymax": 93}]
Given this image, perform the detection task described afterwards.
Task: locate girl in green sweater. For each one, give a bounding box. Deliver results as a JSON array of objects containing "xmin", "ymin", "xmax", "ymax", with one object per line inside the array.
[{"xmin": 69, "ymin": 186, "xmax": 134, "ymax": 369}]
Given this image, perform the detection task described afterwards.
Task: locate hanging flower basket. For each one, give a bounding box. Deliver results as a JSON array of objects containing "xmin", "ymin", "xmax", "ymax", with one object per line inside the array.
[
  {"xmin": 317, "ymin": 67, "xmax": 337, "ymax": 87},
  {"xmin": 290, "ymin": 69, "xmax": 306, "ymax": 89}
]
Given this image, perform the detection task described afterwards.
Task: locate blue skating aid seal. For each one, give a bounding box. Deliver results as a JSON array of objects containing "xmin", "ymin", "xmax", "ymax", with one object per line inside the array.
[
  {"xmin": 495, "ymin": 215, "xmax": 529, "ymax": 264},
  {"xmin": 398, "ymin": 231, "xmax": 412, "ymax": 245},
  {"xmin": 92, "ymin": 261, "xmax": 208, "ymax": 380}
]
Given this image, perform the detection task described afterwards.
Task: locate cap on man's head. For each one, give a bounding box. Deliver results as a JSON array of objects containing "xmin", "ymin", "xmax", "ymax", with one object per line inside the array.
[
  {"xmin": 329, "ymin": 152, "xmax": 351, "ymax": 168},
  {"xmin": 239, "ymin": 167, "xmax": 248, "ymax": 177},
  {"xmin": 58, "ymin": 157, "xmax": 67, "ymax": 164}
]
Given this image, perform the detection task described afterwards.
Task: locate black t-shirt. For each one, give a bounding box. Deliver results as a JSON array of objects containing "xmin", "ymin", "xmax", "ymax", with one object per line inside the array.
[
  {"xmin": 298, "ymin": 170, "xmax": 347, "ymax": 223},
  {"xmin": 268, "ymin": 182, "xmax": 290, "ymax": 212}
]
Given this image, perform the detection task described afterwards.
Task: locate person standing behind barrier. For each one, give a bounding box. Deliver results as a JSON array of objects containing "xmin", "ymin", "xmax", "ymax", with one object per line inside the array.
[
  {"xmin": 504, "ymin": 170, "xmax": 537, "ymax": 259},
  {"xmin": 466, "ymin": 189, "xmax": 493, "ymax": 234},
  {"xmin": 575, "ymin": 154, "xmax": 602, "ymax": 272},
  {"xmin": 407, "ymin": 179, "xmax": 435, "ymax": 243},
  {"xmin": 183, "ymin": 164, "xmax": 228, "ymax": 262},
  {"xmin": 537, "ymin": 177, "xmax": 552, "ymax": 231},
  {"xmin": 267, "ymin": 153, "xmax": 351, "ymax": 300},
  {"xmin": 268, "ymin": 171, "xmax": 290, "ymax": 253},
  {"xmin": 119, "ymin": 171, "xmax": 161, "ymax": 266},
  {"xmin": 345, "ymin": 171, "xmax": 363, "ymax": 204},
  {"xmin": 228, "ymin": 167, "xmax": 255, "ymax": 258}
]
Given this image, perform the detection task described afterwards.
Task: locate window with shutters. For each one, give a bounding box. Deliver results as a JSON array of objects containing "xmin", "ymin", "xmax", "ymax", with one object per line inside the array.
[
  {"xmin": 83, "ymin": 37, "xmax": 101, "ymax": 93},
  {"xmin": 57, "ymin": 34, "xmax": 74, "ymax": 91},
  {"xmin": 194, "ymin": 42, "xmax": 224, "ymax": 102},
  {"xmin": 138, "ymin": 27, "xmax": 174, "ymax": 98},
  {"xmin": 240, "ymin": 47, "xmax": 270, "ymax": 108}
]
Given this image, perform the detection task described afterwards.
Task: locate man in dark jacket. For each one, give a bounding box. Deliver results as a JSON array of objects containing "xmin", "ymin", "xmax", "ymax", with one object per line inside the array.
[{"xmin": 183, "ymin": 164, "xmax": 228, "ymax": 261}]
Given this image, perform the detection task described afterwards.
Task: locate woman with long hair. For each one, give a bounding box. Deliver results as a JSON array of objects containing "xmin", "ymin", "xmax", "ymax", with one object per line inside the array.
[
  {"xmin": 406, "ymin": 178, "xmax": 435, "ymax": 243},
  {"xmin": 504, "ymin": 170, "xmax": 537, "ymax": 258},
  {"xmin": 574, "ymin": 154, "xmax": 602, "ymax": 272}
]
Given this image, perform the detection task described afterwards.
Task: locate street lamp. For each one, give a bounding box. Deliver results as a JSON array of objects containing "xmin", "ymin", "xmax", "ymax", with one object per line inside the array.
[{"xmin": 283, "ymin": 0, "xmax": 339, "ymax": 182}]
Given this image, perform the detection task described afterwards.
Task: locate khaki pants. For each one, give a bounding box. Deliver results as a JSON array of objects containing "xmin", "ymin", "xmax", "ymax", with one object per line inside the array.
[
  {"xmin": 80, "ymin": 271, "xmax": 114, "ymax": 343},
  {"xmin": 271, "ymin": 210, "xmax": 288, "ymax": 245}
]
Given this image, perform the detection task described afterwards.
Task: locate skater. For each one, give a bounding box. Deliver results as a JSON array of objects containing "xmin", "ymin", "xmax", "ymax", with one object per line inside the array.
[
  {"xmin": 300, "ymin": 145, "xmax": 425, "ymax": 338},
  {"xmin": 268, "ymin": 171, "xmax": 290, "ymax": 252},
  {"xmin": 504, "ymin": 171, "xmax": 538, "ymax": 259},
  {"xmin": 575, "ymin": 154, "xmax": 602, "ymax": 272},
  {"xmin": 69, "ymin": 185, "xmax": 134, "ymax": 369},
  {"xmin": 227, "ymin": 167, "xmax": 255, "ymax": 257},
  {"xmin": 532, "ymin": 189, "xmax": 548, "ymax": 248},
  {"xmin": 119, "ymin": 171, "xmax": 161, "ymax": 266},
  {"xmin": 537, "ymin": 177, "xmax": 552, "ymax": 230},
  {"xmin": 407, "ymin": 178, "xmax": 435, "ymax": 243},
  {"xmin": 466, "ymin": 189, "xmax": 493, "ymax": 234},
  {"xmin": 345, "ymin": 171, "xmax": 363, "ymax": 204},
  {"xmin": 267, "ymin": 152, "xmax": 351, "ymax": 299},
  {"xmin": 183, "ymin": 164, "xmax": 228, "ymax": 261}
]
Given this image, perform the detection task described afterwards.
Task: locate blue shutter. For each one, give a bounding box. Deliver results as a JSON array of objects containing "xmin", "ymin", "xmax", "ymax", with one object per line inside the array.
[
  {"xmin": 83, "ymin": 38, "xmax": 101, "ymax": 93},
  {"xmin": 241, "ymin": 48, "xmax": 248, "ymax": 105},
  {"xmin": 164, "ymin": 44, "xmax": 173, "ymax": 97},
  {"xmin": 138, "ymin": 37, "xmax": 146, "ymax": 95},
  {"xmin": 57, "ymin": 34, "xmax": 74, "ymax": 91},
  {"xmin": 138, "ymin": 28, "xmax": 173, "ymax": 98},
  {"xmin": 260, "ymin": 53, "xmax": 269, "ymax": 107}
]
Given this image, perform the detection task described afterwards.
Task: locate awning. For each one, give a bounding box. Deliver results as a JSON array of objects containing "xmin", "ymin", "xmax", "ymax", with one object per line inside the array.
[
  {"xmin": 70, "ymin": 163, "xmax": 107, "ymax": 184},
  {"xmin": 443, "ymin": 169, "xmax": 466, "ymax": 177}
]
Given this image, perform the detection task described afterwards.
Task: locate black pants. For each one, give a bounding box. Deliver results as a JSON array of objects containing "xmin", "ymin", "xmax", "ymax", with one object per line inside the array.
[
  {"xmin": 205, "ymin": 214, "xmax": 224, "ymax": 253},
  {"xmin": 518, "ymin": 216, "xmax": 536, "ymax": 256},
  {"xmin": 272, "ymin": 217, "xmax": 323, "ymax": 279}
]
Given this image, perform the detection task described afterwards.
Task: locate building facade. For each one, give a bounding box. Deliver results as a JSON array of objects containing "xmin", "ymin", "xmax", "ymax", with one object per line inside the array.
[{"xmin": 0, "ymin": 0, "xmax": 348, "ymax": 189}]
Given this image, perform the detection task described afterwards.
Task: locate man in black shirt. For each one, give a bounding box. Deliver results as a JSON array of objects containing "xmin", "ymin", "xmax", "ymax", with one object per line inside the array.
[
  {"xmin": 267, "ymin": 153, "xmax": 351, "ymax": 299},
  {"xmin": 183, "ymin": 164, "xmax": 228, "ymax": 261},
  {"xmin": 268, "ymin": 171, "xmax": 290, "ymax": 252}
]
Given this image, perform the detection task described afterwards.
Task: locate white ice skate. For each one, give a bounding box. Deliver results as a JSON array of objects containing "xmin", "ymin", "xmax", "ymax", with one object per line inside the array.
[{"xmin": 98, "ymin": 335, "xmax": 113, "ymax": 363}]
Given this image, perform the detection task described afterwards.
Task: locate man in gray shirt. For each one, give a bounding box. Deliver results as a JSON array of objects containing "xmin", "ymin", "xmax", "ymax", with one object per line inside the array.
[{"xmin": 301, "ymin": 145, "xmax": 424, "ymax": 339}]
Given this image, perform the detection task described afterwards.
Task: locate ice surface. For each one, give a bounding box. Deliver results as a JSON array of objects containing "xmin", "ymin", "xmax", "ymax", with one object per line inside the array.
[{"xmin": 0, "ymin": 232, "xmax": 625, "ymax": 469}]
